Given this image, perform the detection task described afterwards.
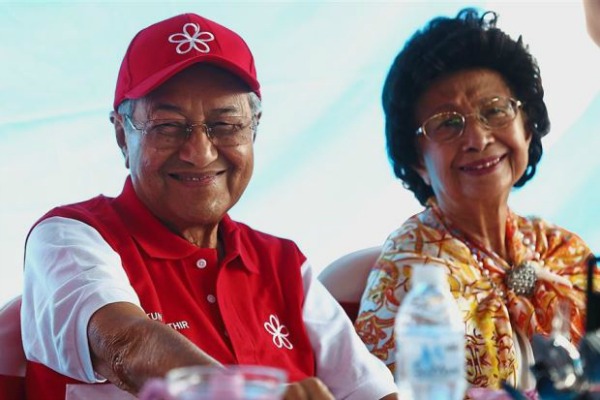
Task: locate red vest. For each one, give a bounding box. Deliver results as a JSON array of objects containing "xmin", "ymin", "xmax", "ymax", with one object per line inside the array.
[{"xmin": 25, "ymin": 178, "xmax": 316, "ymax": 399}]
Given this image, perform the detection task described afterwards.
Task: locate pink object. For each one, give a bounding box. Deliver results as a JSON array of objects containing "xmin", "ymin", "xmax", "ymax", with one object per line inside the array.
[
  {"xmin": 137, "ymin": 365, "xmax": 286, "ymax": 400},
  {"xmin": 467, "ymin": 387, "xmax": 539, "ymax": 400},
  {"xmin": 138, "ymin": 378, "xmax": 174, "ymax": 400},
  {"xmin": 207, "ymin": 372, "xmax": 244, "ymax": 398}
]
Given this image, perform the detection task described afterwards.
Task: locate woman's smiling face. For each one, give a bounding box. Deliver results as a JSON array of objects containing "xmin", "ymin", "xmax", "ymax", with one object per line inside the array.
[{"xmin": 413, "ymin": 68, "xmax": 531, "ymax": 209}]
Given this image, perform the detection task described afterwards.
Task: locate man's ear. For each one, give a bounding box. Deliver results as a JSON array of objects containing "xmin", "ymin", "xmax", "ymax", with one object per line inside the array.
[
  {"xmin": 252, "ymin": 111, "xmax": 262, "ymax": 142},
  {"xmin": 110, "ymin": 111, "xmax": 129, "ymax": 169}
]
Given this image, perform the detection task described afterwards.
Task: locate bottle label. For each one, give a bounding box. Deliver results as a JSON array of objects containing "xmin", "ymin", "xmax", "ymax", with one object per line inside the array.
[{"xmin": 396, "ymin": 330, "xmax": 464, "ymax": 383}]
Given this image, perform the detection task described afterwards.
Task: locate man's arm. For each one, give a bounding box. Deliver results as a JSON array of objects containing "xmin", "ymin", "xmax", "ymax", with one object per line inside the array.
[
  {"xmin": 91, "ymin": 303, "xmax": 340, "ymax": 399},
  {"xmin": 88, "ymin": 302, "xmax": 220, "ymax": 394},
  {"xmin": 23, "ymin": 218, "xmax": 218, "ymax": 394}
]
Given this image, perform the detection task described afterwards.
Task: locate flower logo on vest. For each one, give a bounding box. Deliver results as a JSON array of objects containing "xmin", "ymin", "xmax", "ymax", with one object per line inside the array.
[
  {"xmin": 168, "ymin": 23, "xmax": 215, "ymax": 54},
  {"xmin": 263, "ymin": 314, "xmax": 293, "ymax": 350}
]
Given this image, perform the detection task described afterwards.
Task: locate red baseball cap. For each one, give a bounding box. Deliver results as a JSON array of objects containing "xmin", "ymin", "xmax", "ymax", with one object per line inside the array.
[{"xmin": 114, "ymin": 13, "xmax": 260, "ymax": 110}]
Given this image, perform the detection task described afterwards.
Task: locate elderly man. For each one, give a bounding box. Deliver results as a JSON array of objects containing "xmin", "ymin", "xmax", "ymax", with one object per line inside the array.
[{"xmin": 20, "ymin": 12, "xmax": 397, "ymax": 400}]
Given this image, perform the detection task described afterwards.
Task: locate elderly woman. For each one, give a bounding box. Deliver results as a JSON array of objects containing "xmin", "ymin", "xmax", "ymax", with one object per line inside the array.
[{"xmin": 354, "ymin": 8, "xmax": 595, "ymax": 391}]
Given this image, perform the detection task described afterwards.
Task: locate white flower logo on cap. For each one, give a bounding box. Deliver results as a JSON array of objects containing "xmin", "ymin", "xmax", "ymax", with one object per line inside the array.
[
  {"xmin": 168, "ymin": 22, "xmax": 215, "ymax": 54},
  {"xmin": 263, "ymin": 314, "xmax": 293, "ymax": 350}
]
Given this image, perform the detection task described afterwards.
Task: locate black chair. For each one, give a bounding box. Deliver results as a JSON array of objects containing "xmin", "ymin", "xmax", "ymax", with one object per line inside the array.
[{"xmin": 586, "ymin": 255, "xmax": 600, "ymax": 333}]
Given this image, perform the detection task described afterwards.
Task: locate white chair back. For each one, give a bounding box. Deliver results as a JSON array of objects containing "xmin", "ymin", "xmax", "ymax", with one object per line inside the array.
[{"xmin": 318, "ymin": 246, "xmax": 381, "ymax": 321}]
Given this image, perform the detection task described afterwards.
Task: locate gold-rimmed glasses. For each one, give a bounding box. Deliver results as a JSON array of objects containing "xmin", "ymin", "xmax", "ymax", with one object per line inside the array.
[{"xmin": 415, "ymin": 96, "xmax": 522, "ymax": 143}]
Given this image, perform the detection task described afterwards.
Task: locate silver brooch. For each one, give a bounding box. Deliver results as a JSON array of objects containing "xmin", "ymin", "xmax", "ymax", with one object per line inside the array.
[{"xmin": 505, "ymin": 261, "xmax": 538, "ymax": 297}]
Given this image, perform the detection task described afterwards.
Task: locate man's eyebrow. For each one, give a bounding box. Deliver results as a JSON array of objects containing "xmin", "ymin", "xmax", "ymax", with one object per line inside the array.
[
  {"xmin": 147, "ymin": 103, "xmax": 184, "ymax": 114},
  {"xmin": 209, "ymin": 105, "xmax": 245, "ymax": 115}
]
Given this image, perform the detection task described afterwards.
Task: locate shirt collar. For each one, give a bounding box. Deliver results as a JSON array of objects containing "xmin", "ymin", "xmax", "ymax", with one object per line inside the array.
[
  {"xmin": 218, "ymin": 214, "xmax": 258, "ymax": 273},
  {"xmin": 112, "ymin": 177, "xmax": 257, "ymax": 273}
]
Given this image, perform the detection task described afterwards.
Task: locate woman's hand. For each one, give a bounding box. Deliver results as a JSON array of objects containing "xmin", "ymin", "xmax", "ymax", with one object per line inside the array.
[{"xmin": 283, "ymin": 377, "xmax": 334, "ymax": 400}]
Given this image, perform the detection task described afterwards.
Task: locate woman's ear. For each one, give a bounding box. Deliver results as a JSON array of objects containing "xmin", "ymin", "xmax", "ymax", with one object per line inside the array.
[
  {"xmin": 110, "ymin": 111, "xmax": 130, "ymax": 169},
  {"xmin": 525, "ymin": 127, "xmax": 534, "ymax": 144},
  {"xmin": 412, "ymin": 153, "xmax": 431, "ymax": 186},
  {"xmin": 414, "ymin": 166, "xmax": 431, "ymax": 186}
]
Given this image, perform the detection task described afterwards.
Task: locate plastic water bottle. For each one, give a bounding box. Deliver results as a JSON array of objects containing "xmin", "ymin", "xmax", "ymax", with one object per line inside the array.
[{"xmin": 394, "ymin": 264, "xmax": 466, "ymax": 400}]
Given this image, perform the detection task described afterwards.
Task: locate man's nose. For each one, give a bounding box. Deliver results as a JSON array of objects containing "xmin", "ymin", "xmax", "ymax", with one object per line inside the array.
[{"xmin": 177, "ymin": 126, "xmax": 219, "ymax": 165}]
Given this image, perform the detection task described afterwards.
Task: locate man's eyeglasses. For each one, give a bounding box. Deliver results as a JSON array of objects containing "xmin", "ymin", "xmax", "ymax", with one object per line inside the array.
[
  {"xmin": 124, "ymin": 116, "xmax": 257, "ymax": 149},
  {"xmin": 415, "ymin": 96, "xmax": 522, "ymax": 143}
]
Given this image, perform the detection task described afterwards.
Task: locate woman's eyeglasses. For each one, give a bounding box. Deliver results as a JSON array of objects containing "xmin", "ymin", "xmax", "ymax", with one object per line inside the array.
[{"xmin": 415, "ymin": 96, "xmax": 522, "ymax": 143}]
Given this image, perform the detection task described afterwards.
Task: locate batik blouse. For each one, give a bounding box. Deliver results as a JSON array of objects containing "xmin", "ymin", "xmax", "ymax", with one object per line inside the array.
[{"xmin": 354, "ymin": 198, "xmax": 593, "ymax": 389}]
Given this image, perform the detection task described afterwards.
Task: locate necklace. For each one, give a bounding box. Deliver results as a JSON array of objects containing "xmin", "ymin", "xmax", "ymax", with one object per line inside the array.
[
  {"xmin": 467, "ymin": 240, "xmax": 539, "ymax": 299},
  {"xmin": 429, "ymin": 201, "xmax": 539, "ymax": 299},
  {"xmin": 468, "ymin": 246, "xmax": 507, "ymax": 299}
]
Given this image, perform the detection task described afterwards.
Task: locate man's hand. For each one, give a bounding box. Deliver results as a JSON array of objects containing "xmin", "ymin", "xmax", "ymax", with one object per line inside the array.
[{"xmin": 283, "ymin": 377, "xmax": 334, "ymax": 400}]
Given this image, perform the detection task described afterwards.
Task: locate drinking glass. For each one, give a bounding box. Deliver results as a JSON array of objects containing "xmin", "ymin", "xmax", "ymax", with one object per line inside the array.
[{"xmin": 138, "ymin": 365, "xmax": 288, "ymax": 400}]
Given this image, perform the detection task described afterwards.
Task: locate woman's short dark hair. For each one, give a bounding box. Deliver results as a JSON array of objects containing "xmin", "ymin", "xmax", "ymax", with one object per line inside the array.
[{"xmin": 383, "ymin": 8, "xmax": 550, "ymax": 205}]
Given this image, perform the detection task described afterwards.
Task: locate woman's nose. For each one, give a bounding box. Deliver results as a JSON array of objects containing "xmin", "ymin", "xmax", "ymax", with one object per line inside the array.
[{"xmin": 461, "ymin": 115, "xmax": 494, "ymax": 152}]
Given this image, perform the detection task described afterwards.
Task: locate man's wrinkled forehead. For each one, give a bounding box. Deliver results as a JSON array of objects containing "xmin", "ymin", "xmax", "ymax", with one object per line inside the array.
[{"xmin": 129, "ymin": 66, "xmax": 254, "ymax": 118}]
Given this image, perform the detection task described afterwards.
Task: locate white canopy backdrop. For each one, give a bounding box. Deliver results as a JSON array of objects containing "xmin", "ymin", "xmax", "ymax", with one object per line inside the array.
[{"xmin": 1, "ymin": 1, "xmax": 599, "ymax": 306}]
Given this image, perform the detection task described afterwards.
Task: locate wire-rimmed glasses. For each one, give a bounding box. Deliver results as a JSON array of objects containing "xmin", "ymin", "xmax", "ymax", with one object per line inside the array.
[
  {"xmin": 124, "ymin": 115, "xmax": 257, "ymax": 149},
  {"xmin": 415, "ymin": 96, "xmax": 522, "ymax": 143}
]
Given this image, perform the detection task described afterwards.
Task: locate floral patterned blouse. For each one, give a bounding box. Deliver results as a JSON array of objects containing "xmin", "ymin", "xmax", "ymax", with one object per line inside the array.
[{"xmin": 354, "ymin": 198, "xmax": 594, "ymax": 389}]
